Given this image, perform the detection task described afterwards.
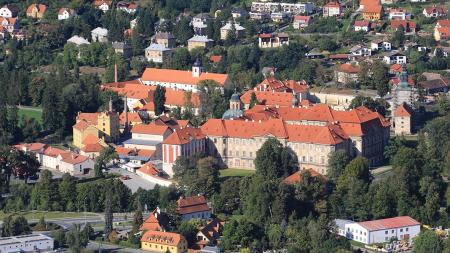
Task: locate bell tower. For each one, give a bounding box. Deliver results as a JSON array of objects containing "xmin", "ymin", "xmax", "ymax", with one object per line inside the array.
[{"xmin": 192, "ymin": 58, "xmax": 202, "ymax": 78}]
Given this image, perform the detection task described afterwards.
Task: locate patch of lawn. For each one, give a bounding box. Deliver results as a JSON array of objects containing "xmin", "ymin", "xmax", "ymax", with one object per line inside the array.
[
  {"xmin": 0, "ymin": 211, "xmax": 97, "ymax": 221},
  {"xmin": 18, "ymin": 107, "xmax": 43, "ymax": 124},
  {"xmin": 220, "ymin": 168, "xmax": 255, "ymax": 178}
]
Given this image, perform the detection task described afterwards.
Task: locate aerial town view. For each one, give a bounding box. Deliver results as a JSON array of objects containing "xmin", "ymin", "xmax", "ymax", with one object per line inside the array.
[{"xmin": 0, "ymin": 0, "xmax": 450, "ymax": 252}]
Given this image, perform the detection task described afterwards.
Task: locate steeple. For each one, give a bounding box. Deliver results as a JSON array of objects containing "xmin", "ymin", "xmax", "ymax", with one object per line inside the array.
[
  {"xmin": 123, "ymin": 96, "xmax": 129, "ymax": 131},
  {"xmin": 109, "ymin": 96, "xmax": 113, "ymax": 112},
  {"xmin": 192, "ymin": 57, "xmax": 202, "ymax": 78}
]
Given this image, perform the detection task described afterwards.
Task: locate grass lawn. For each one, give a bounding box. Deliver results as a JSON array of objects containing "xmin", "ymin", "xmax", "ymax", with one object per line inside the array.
[
  {"xmin": 0, "ymin": 211, "xmax": 98, "ymax": 221},
  {"xmin": 220, "ymin": 168, "xmax": 255, "ymax": 178},
  {"xmin": 17, "ymin": 106, "xmax": 43, "ymax": 124}
]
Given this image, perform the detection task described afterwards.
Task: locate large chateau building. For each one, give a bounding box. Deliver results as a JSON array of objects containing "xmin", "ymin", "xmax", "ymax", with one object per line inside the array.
[{"xmin": 201, "ymin": 94, "xmax": 390, "ymax": 174}]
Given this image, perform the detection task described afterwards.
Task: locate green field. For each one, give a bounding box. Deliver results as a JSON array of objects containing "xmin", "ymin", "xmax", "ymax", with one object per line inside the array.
[
  {"xmin": 18, "ymin": 107, "xmax": 43, "ymax": 124},
  {"xmin": 0, "ymin": 211, "xmax": 98, "ymax": 221},
  {"xmin": 220, "ymin": 168, "xmax": 255, "ymax": 177}
]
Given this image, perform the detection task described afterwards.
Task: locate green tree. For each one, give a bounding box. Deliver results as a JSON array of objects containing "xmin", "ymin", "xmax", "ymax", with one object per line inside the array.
[
  {"xmin": 94, "ymin": 147, "xmax": 118, "ymax": 177},
  {"xmin": 198, "ymin": 80, "xmax": 227, "ymax": 120},
  {"xmin": 413, "ymin": 230, "xmax": 443, "ymax": 253},
  {"xmin": 327, "ymin": 150, "xmax": 350, "ymax": 181},
  {"xmin": 391, "ymin": 26, "xmax": 406, "ymax": 48},
  {"xmin": 154, "ymin": 85, "xmax": 166, "ymax": 116},
  {"xmin": 104, "ymin": 188, "xmax": 113, "ymax": 240},
  {"xmin": 1, "ymin": 215, "xmax": 31, "ymax": 236},
  {"xmin": 178, "ymin": 220, "xmax": 200, "ymax": 247},
  {"xmin": 173, "ymin": 17, "xmax": 194, "ymax": 45},
  {"xmin": 132, "ymin": 201, "xmax": 144, "ymax": 233},
  {"xmin": 66, "ymin": 224, "xmax": 89, "ymax": 253},
  {"xmin": 254, "ymin": 138, "xmax": 297, "ymax": 180},
  {"xmin": 372, "ymin": 61, "xmax": 390, "ymax": 96},
  {"xmin": 249, "ymin": 92, "xmax": 258, "ymax": 109}
]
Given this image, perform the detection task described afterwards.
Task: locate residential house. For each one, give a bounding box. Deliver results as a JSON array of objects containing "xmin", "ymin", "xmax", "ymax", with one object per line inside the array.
[
  {"xmin": 354, "ymin": 20, "xmax": 370, "ymax": 32},
  {"xmin": 187, "ymin": 35, "xmax": 214, "ymax": 51},
  {"xmin": 116, "ymin": 147, "xmax": 155, "ymax": 165},
  {"xmin": 337, "ymin": 216, "xmax": 420, "ymax": 244},
  {"xmin": 153, "ymin": 32, "xmax": 176, "ymax": 48},
  {"xmin": 58, "ymin": 8, "xmax": 77, "ymax": 20},
  {"xmin": 94, "ymin": 0, "xmax": 112, "ymax": 13},
  {"xmin": 161, "ymin": 127, "xmax": 205, "ymax": 176},
  {"xmin": 0, "ymin": 4, "xmax": 19, "ymax": 18},
  {"xmin": 140, "ymin": 207, "xmax": 170, "ymax": 232},
  {"xmin": 362, "ymin": 3, "xmax": 382, "ymax": 20},
  {"xmin": 136, "ymin": 161, "xmax": 173, "ymax": 186},
  {"xmin": 335, "ymin": 63, "xmax": 360, "ymax": 84},
  {"xmin": 293, "ymin": 15, "xmax": 312, "ymax": 29},
  {"xmin": 249, "ymin": 12, "xmax": 270, "ymax": 21},
  {"xmin": 389, "ymin": 63, "xmax": 403, "ymax": 75},
  {"xmin": 284, "ymin": 169, "xmax": 325, "ymax": 184},
  {"xmin": 140, "ymin": 59, "xmax": 230, "ymax": 93},
  {"xmin": 220, "ymin": 22, "xmax": 245, "ymax": 40},
  {"xmin": 145, "ymin": 44, "xmax": 173, "ymax": 63},
  {"xmin": 434, "ymin": 20, "xmax": 450, "ymax": 41},
  {"xmin": 141, "ymin": 231, "xmax": 187, "ymax": 253},
  {"xmin": 371, "ymin": 40, "xmax": 391, "ymax": 51},
  {"xmin": 231, "ymin": 8, "xmax": 248, "ymax": 19},
  {"xmin": 350, "ymin": 45, "xmax": 372, "ymax": 57},
  {"xmin": 26, "ymin": 4, "xmax": 46, "ymax": 19},
  {"xmin": 270, "ymin": 12, "xmax": 289, "ymax": 22},
  {"xmin": 423, "ymin": 6, "xmax": 446, "ymax": 18},
  {"xmin": 192, "ymin": 13, "xmax": 212, "ymax": 35},
  {"xmin": 323, "ymin": 1, "xmax": 342, "ymax": 17},
  {"xmin": 67, "ymin": 35, "xmax": 90, "ymax": 47},
  {"xmin": 196, "ymin": 218, "xmax": 225, "ymax": 247},
  {"xmin": 91, "ymin": 27, "xmax": 108, "ymax": 42},
  {"xmin": 15, "ymin": 143, "xmax": 94, "ymax": 176},
  {"xmin": 258, "ymin": 33, "xmax": 289, "ymax": 48},
  {"xmin": 251, "ymin": 2, "xmax": 314, "ymax": 15},
  {"xmin": 388, "ymin": 8, "xmax": 410, "ymax": 20},
  {"xmin": 434, "ymin": 46, "xmax": 450, "ymax": 57},
  {"xmin": 383, "ymin": 51, "xmax": 407, "ymax": 64},
  {"xmin": 393, "ymin": 103, "xmax": 413, "ymax": 135},
  {"xmin": 112, "ymin": 42, "xmax": 132, "ymax": 59},
  {"xmin": 177, "ymin": 195, "xmax": 211, "ymax": 220},
  {"xmin": 0, "ymin": 17, "xmax": 18, "ymax": 33},
  {"xmin": 419, "ymin": 77, "xmax": 450, "ymax": 94},
  {"xmin": 116, "ymin": 1, "xmax": 138, "ymax": 14},
  {"xmin": 309, "ymin": 87, "xmax": 372, "ymax": 110},
  {"xmin": 390, "ymin": 20, "xmax": 417, "ymax": 33}
]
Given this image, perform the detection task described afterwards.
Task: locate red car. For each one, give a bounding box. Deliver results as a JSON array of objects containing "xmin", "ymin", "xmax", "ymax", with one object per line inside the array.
[{"xmin": 120, "ymin": 175, "xmax": 131, "ymax": 180}]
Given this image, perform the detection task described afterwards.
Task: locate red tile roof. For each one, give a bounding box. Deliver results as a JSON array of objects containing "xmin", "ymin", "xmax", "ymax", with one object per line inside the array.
[
  {"xmin": 58, "ymin": 8, "xmax": 76, "ymax": 15},
  {"xmin": 437, "ymin": 19, "xmax": 450, "ymax": 27},
  {"xmin": 198, "ymin": 218, "xmax": 225, "ymax": 242},
  {"xmin": 131, "ymin": 123, "xmax": 172, "ymax": 135},
  {"xmin": 138, "ymin": 161, "xmax": 160, "ymax": 176},
  {"xmin": 437, "ymin": 27, "xmax": 450, "ymax": 38},
  {"xmin": 141, "ymin": 68, "xmax": 228, "ymax": 87},
  {"xmin": 102, "ymin": 80, "xmax": 153, "ymax": 100},
  {"xmin": 394, "ymin": 103, "xmax": 413, "ymax": 117},
  {"xmin": 329, "ymin": 54, "xmax": 349, "ymax": 59},
  {"xmin": 141, "ymin": 230, "xmax": 185, "ymax": 246},
  {"xmin": 115, "ymin": 147, "xmax": 155, "ymax": 157},
  {"xmin": 424, "ymin": 6, "xmax": 446, "ymax": 15},
  {"xmin": 94, "ymin": 0, "xmax": 112, "ymax": 7},
  {"xmin": 354, "ymin": 20, "xmax": 370, "ymax": 27},
  {"xmin": 256, "ymin": 77, "xmax": 309, "ymax": 93},
  {"xmin": 81, "ymin": 143, "xmax": 103, "ymax": 153},
  {"xmin": 27, "ymin": 4, "xmax": 46, "ymax": 15},
  {"xmin": 77, "ymin": 113, "xmax": 100, "ymax": 125},
  {"xmin": 163, "ymin": 127, "xmax": 205, "ymax": 145},
  {"xmin": 209, "ymin": 55, "xmax": 222, "ymax": 63},
  {"xmin": 140, "ymin": 208, "xmax": 166, "ymax": 231},
  {"xmin": 324, "ymin": 1, "xmax": 341, "ymax": 8},
  {"xmin": 59, "ymin": 153, "xmax": 89, "ymax": 165},
  {"xmin": 43, "ymin": 146, "xmax": 70, "ymax": 158},
  {"xmin": 390, "ymin": 20, "xmax": 416, "ymax": 30},
  {"xmin": 240, "ymin": 91, "xmax": 294, "ymax": 107},
  {"xmin": 119, "ymin": 112, "xmax": 142, "ymax": 125},
  {"xmin": 358, "ymin": 216, "xmax": 420, "ymax": 231},
  {"xmin": 363, "ymin": 4, "xmax": 382, "ymax": 13},
  {"xmin": 337, "ymin": 63, "xmax": 360, "ymax": 74},
  {"xmin": 177, "ymin": 195, "xmax": 210, "ymax": 215},
  {"xmin": 15, "ymin": 143, "xmax": 47, "ymax": 152},
  {"xmin": 294, "ymin": 15, "xmax": 311, "ymax": 22},
  {"xmin": 283, "ymin": 169, "xmax": 325, "ymax": 184},
  {"xmin": 390, "ymin": 63, "xmax": 402, "ymax": 73}
]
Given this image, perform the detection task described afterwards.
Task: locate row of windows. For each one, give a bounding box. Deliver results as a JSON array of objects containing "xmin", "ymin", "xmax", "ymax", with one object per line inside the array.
[{"xmin": 384, "ymin": 228, "xmax": 408, "ymax": 234}]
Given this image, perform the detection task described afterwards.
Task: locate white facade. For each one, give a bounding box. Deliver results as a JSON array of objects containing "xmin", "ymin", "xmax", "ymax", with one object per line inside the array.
[
  {"xmin": 350, "ymin": 46, "xmax": 372, "ymax": 56},
  {"xmin": 56, "ymin": 154, "xmax": 95, "ymax": 176},
  {"xmin": 383, "ymin": 53, "xmax": 407, "ymax": 64},
  {"xmin": 0, "ymin": 234, "xmax": 54, "ymax": 253},
  {"xmin": 58, "ymin": 8, "xmax": 77, "ymax": 20},
  {"xmin": 345, "ymin": 223, "xmax": 420, "ymax": 244},
  {"xmin": 97, "ymin": 3, "xmax": 110, "ymax": 13},
  {"xmin": 251, "ymin": 2, "xmax": 314, "ymax": 14},
  {"xmin": 371, "ymin": 41, "xmax": 392, "ymax": 51},
  {"xmin": 389, "ymin": 11, "xmax": 408, "ymax": 20},
  {"xmin": 325, "ymin": 6, "xmax": 341, "ymax": 17},
  {"xmin": 91, "ymin": 27, "xmax": 108, "ymax": 42},
  {"xmin": 355, "ymin": 25, "xmax": 369, "ymax": 32},
  {"xmin": 0, "ymin": 6, "xmax": 13, "ymax": 18}
]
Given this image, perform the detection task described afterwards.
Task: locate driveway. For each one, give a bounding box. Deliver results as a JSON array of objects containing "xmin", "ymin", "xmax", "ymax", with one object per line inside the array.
[{"xmin": 108, "ymin": 167, "xmax": 157, "ymax": 193}]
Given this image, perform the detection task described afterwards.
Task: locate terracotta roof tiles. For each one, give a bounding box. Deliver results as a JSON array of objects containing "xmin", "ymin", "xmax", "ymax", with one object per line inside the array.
[
  {"xmin": 358, "ymin": 216, "xmax": 420, "ymax": 231},
  {"xmin": 177, "ymin": 195, "xmax": 210, "ymax": 215},
  {"xmin": 141, "ymin": 68, "xmax": 228, "ymax": 86}
]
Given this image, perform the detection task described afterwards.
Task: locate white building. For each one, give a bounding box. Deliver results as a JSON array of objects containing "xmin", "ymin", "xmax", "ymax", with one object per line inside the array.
[
  {"xmin": 192, "ymin": 13, "xmax": 212, "ymax": 35},
  {"xmin": 123, "ymin": 123, "xmax": 173, "ymax": 153},
  {"xmin": 350, "ymin": 45, "xmax": 372, "ymax": 57},
  {"xmin": 0, "ymin": 234, "xmax": 54, "ymax": 253},
  {"xmin": 91, "ymin": 27, "xmax": 108, "ymax": 43},
  {"xmin": 67, "ymin": 35, "xmax": 90, "ymax": 46},
  {"xmin": 95, "ymin": 0, "xmax": 112, "ymax": 13},
  {"xmin": 383, "ymin": 52, "xmax": 407, "ymax": 64},
  {"xmin": 144, "ymin": 43, "xmax": 173, "ymax": 63},
  {"xmin": 58, "ymin": 8, "xmax": 77, "ymax": 20},
  {"xmin": 371, "ymin": 40, "xmax": 392, "ymax": 51},
  {"xmin": 220, "ymin": 22, "xmax": 246, "ymax": 40},
  {"xmin": 140, "ymin": 59, "xmax": 230, "ymax": 93},
  {"xmin": 388, "ymin": 9, "xmax": 410, "ymax": 20},
  {"xmin": 335, "ymin": 216, "xmax": 420, "ymax": 244},
  {"xmin": 0, "ymin": 4, "xmax": 18, "ymax": 18},
  {"xmin": 251, "ymin": 2, "xmax": 314, "ymax": 15},
  {"xmin": 15, "ymin": 143, "xmax": 94, "ymax": 176}
]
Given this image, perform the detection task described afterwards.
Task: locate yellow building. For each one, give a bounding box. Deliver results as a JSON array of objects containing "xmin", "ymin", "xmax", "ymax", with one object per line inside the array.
[
  {"xmin": 73, "ymin": 99, "xmax": 120, "ymax": 150},
  {"xmin": 363, "ymin": 5, "xmax": 382, "ymax": 20},
  {"xmin": 141, "ymin": 230, "xmax": 187, "ymax": 253}
]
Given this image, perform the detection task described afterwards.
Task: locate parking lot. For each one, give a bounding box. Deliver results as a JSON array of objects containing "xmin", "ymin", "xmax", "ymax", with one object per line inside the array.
[{"xmin": 108, "ymin": 167, "xmax": 157, "ymax": 193}]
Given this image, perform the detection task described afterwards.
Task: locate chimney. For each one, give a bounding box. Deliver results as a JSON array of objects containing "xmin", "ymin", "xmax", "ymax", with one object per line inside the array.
[
  {"xmin": 114, "ymin": 63, "xmax": 118, "ymax": 83},
  {"xmin": 123, "ymin": 96, "xmax": 129, "ymax": 131}
]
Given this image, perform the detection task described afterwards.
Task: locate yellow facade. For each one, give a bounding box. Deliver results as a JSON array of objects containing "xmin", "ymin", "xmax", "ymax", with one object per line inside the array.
[
  {"xmin": 73, "ymin": 125, "xmax": 99, "ymax": 149},
  {"xmin": 141, "ymin": 240, "xmax": 187, "ymax": 253},
  {"xmin": 97, "ymin": 112, "xmax": 120, "ymax": 143},
  {"xmin": 363, "ymin": 11, "xmax": 381, "ymax": 20}
]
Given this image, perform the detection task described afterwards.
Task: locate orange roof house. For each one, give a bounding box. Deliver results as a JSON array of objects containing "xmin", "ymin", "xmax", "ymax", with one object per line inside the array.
[
  {"xmin": 141, "ymin": 230, "xmax": 187, "ymax": 253},
  {"xmin": 196, "ymin": 218, "xmax": 225, "ymax": 245},
  {"xmin": 390, "ymin": 20, "xmax": 417, "ymax": 33},
  {"xmin": 394, "ymin": 102, "xmax": 413, "ymax": 117},
  {"xmin": 283, "ymin": 169, "xmax": 326, "ymax": 184},
  {"xmin": 26, "ymin": 4, "xmax": 46, "ymax": 19},
  {"xmin": 140, "ymin": 208, "xmax": 170, "ymax": 231},
  {"xmin": 163, "ymin": 127, "xmax": 205, "ymax": 145},
  {"xmin": 362, "ymin": 0, "xmax": 382, "ymax": 21},
  {"xmin": 177, "ymin": 195, "xmax": 211, "ymax": 220}
]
